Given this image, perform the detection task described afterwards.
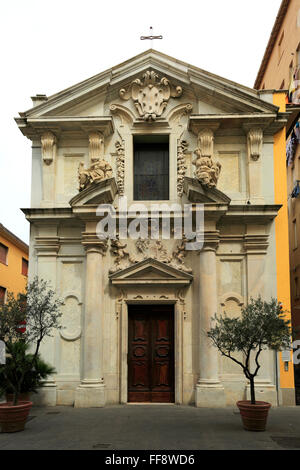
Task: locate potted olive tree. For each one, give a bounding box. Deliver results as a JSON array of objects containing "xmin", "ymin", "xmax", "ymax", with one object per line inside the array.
[
  {"xmin": 207, "ymin": 297, "xmax": 291, "ymax": 432},
  {"xmin": 0, "ymin": 278, "xmax": 63, "ymax": 433}
]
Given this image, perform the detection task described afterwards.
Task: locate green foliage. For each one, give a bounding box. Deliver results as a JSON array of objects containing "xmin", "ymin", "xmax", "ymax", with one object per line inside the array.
[
  {"xmin": 207, "ymin": 297, "xmax": 291, "ymax": 404},
  {"xmin": 0, "ymin": 278, "xmax": 63, "ymax": 405},
  {"xmin": 0, "ymin": 342, "xmax": 55, "ymax": 396}
]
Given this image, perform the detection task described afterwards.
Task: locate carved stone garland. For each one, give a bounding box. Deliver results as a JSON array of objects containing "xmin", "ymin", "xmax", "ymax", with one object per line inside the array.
[
  {"xmin": 119, "ymin": 70, "xmax": 183, "ymax": 121},
  {"xmin": 192, "ymin": 129, "xmax": 221, "ymax": 188},
  {"xmin": 115, "ymin": 139, "xmax": 125, "ymax": 196},
  {"xmin": 177, "ymin": 140, "xmax": 188, "ymax": 197}
]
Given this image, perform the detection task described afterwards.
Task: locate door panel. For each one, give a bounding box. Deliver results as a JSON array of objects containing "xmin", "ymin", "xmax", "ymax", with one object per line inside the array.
[{"xmin": 128, "ymin": 305, "xmax": 174, "ymax": 403}]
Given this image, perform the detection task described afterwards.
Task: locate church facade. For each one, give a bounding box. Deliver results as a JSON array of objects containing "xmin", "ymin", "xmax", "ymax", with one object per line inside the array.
[{"xmin": 16, "ymin": 50, "xmax": 295, "ymax": 407}]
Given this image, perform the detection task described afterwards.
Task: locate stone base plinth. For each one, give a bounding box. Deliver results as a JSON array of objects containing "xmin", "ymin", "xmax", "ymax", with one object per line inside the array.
[
  {"xmin": 74, "ymin": 384, "xmax": 106, "ymax": 408},
  {"xmin": 245, "ymin": 384, "xmax": 278, "ymax": 407},
  {"xmin": 32, "ymin": 383, "xmax": 57, "ymax": 406},
  {"xmin": 195, "ymin": 383, "xmax": 226, "ymax": 408}
]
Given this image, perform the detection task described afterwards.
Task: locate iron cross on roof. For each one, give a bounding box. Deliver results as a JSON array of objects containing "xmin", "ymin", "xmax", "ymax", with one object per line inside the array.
[{"xmin": 140, "ymin": 26, "xmax": 163, "ymax": 42}]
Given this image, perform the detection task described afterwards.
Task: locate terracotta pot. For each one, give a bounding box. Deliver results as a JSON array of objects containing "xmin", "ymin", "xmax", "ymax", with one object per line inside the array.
[
  {"xmin": 237, "ymin": 400, "xmax": 271, "ymax": 432},
  {"xmin": 0, "ymin": 401, "xmax": 33, "ymax": 433},
  {"xmin": 6, "ymin": 392, "xmax": 31, "ymax": 403}
]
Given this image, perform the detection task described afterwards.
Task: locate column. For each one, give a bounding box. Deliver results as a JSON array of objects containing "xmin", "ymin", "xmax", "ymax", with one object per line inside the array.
[
  {"xmin": 195, "ymin": 237, "xmax": 226, "ymax": 407},
  {"xmin": 74, "ymin": 237, "xmax": 108, "ymax": 407}
]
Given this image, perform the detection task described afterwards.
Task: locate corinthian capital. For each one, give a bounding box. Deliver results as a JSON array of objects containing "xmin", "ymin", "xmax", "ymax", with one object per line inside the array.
[{"xmin": 41, "ymin": 131, "xmax": 57, "ymax": 165}]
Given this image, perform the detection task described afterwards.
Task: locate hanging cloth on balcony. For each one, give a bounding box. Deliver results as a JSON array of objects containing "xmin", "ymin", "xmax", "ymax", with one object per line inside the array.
[
  {"xmin": 287, "ymin": 130, "xmax": 298, "ymax": 166},
  {"xmin": 292, "ymin": 181, "xmax": 300, "ymax": 199}
]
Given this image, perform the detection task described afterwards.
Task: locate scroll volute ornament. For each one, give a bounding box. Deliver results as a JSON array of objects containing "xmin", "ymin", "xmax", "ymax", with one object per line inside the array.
[
  {"xmin": 119, "ymin": 70, "xmax": 183, "ymax": 121},
  {"xmin": 41, "ymin": 131, "xmax": 56, "ymax": 165},
  {"xmin": 89, "ymin": 131, "xmax": 104, "ymax": 163},
  {"xmin": 247, "ymin": 128, "xmax": 263, "ymax": 161},
  {"xmin": 192, "ymin": 129, "xmax": 221, "ymax": 188}
]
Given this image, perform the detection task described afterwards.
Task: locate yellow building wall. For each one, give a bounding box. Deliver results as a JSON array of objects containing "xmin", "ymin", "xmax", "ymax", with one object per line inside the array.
[
  {"xmin": 273, "ymin": 91, "xmax": 295, "ymax": 389},
  {"xmin": 260, "ymin": 0, "xmax": 300, "ymax": 90},
  {"xmin": 0, "ymin": 234, "xmax": 28, "ymax": 297}
]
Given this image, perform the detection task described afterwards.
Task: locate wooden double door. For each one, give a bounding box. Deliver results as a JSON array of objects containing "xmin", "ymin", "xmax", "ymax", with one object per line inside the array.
[{"xmin": 128, "ymin": 305, "xmax": 175, "ymax": 403}]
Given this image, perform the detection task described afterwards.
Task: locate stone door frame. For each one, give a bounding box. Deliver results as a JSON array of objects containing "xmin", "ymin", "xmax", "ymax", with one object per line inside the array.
[{"xmin": 117, "ymin": 294, "xmax": 185, "ymax": 405}]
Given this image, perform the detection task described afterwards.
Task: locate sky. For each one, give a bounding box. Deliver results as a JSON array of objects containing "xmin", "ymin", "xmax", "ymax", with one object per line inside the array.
[{"xmin": 0, "ymin": 0, "xmax": 282, "ymax": 244}]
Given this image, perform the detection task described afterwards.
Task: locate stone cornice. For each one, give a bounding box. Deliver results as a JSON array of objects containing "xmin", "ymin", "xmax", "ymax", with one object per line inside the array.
[
  {"xmin": 22, "ymin": 207, "xmax": 74, "ymax": 222},
  {"xmin": 221, "ymin": 204, "xmax": 282, "ymax": 224},
  {"xmin": 243, "ymin": 234, "xmax": 269, "ymax": 254},
  {"xmin": 34, "ymin": 236, "xmax": 60, "ymax": 256},
  {"xmin": 189, "ymin": 113, "xmax": 288, "ymax": 136},
  {"xmin": 15, "ymin": 116, "xmax": 114, "ymax": 140}
]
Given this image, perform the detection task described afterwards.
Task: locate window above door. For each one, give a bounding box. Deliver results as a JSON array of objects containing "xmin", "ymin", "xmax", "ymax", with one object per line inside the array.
[{"xmin": 133, "ymin": 135, "xmax": 169, "ymax": 201}]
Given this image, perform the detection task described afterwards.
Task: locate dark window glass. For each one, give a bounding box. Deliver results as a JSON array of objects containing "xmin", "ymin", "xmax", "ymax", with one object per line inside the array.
[
  {"xmin": 134, "ymin": 141, "xmax": 169, "ymax": 201},
  {"xmin": 21, "ymin": 258, "xmax": 28, "ymax": 276},
  {"xmin": 0, "ymin": 243, "xmax": 8, "ymax": 265}
]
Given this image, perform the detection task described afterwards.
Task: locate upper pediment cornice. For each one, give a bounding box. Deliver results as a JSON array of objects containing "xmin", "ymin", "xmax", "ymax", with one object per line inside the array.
[{"xmin": 15, "ymin": 49, "xmax": 283, "ymax": 133}]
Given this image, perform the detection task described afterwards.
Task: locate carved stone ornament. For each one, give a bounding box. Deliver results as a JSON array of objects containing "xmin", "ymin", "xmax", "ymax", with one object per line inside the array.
[
  {"xmin": 247, "ymin": 128, "xmax": 263, "ymax": 161},
  {"xmin": 115, "ymin": 139, "xmax": 125, "ymax": 196},
  {"xmin": 177, "ymin": 140, "xmax": 188, "ymax": 197},
  {"xmin": 89, "ymin": 131, "xmax": 104, "ymax": 162},
  {"xmin": 41, "ymin": 131, "xmax": 56, "ymax": 165},
  {"xmin": 119, "ymin": 70, "xmax": 183, "ymax": 121},
  {"xmin": 112, "ymin": 237, "xmax": 192, "ymax": 274},
  {"xmin": 109, "ymin": 235, "xmax": 130, "ymax": 274},
  {"xmin": 192, "ymin": 129, "xmax": 221, "ymax": 188},
  {"xmin": 172, "ymin": 236, "xmax": 193, "ymax": 273},
  {"xmin": 78, "ymin": 158, "xmax": 113, "ymax": 192}
]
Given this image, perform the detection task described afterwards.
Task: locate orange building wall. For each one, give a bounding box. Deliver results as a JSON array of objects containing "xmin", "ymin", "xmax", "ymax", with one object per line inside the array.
[
  {"xmin": 260, "ymin": 0, "xmax": 300, "ymax": 90},
  {"xmin": 273, "ymin": 92, "xmax": 295, "ymax": 389},
  {"xmin": 0, "ymin": 234, "xmax": 28, "ymax": 297}
]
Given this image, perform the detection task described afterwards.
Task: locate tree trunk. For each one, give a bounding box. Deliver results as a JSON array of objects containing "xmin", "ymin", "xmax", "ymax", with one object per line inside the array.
[
  {"xmin": 13, "ymin": 389, "xmax": 19, "ymax": 406},
  {"xmin": 249, "ymin": 377, "xmax": 255, "ymax": 405}
]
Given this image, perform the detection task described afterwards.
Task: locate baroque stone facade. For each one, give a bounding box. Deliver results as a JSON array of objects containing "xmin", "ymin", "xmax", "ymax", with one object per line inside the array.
[{"xmin": 16, "ymin": 50, "xmax": 294, "ymax": 407}]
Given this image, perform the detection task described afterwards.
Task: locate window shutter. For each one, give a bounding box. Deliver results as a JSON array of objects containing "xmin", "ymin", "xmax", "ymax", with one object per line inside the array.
[
  {"xmin": 0, "ymin": 244, "xmax": 8, "ymax": 264},
  {"xmin": 21, "ymin": 258, "xmax": 28, "ymax": 276}
]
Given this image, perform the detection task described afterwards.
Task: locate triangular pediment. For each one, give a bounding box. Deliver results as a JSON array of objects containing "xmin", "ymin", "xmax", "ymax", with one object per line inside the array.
[
  {"xmin": 18, "ymin": 50, "xmax": 279, "ymax": 121},
  {"xmin": 183, "ymin": 177, "xmax": 231, "ymax": 204},
  {"xmin": 109, "ymin": 258, "xmax": 193, "ymax": 286}
]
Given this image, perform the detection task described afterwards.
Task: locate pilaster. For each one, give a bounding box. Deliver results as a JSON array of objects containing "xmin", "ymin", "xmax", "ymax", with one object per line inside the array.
[
  {"xmin": 41, "ymin": 131, "xmax": 57, "ymax": 206},
  {"xmin": 195, "ymin": 232, "xmax": 226, "ymax": 407},
  {"xmin": 74, "ymin": 233, "xmax": 108, "ymax": 407},
  {"xmin": 245, "ymin": 127, "xmax": 264, "ymax": 204}
]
